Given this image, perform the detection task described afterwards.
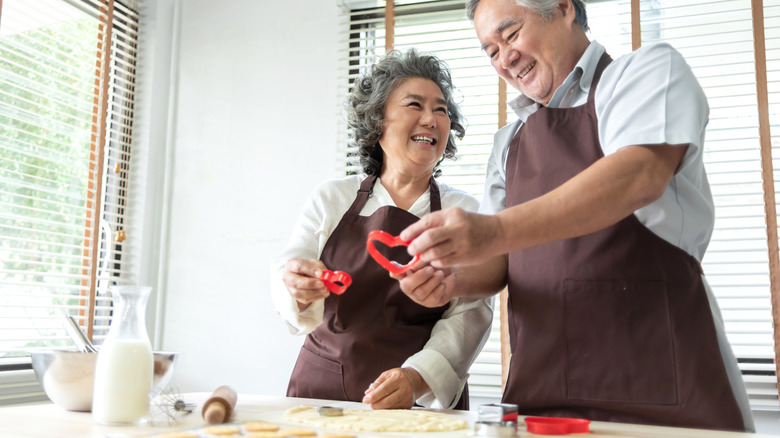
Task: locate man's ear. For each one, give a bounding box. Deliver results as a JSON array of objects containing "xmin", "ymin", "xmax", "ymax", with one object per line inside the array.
[{"xmin": 558, "ymin": 0, "xmax": 576, "ymax": 25}]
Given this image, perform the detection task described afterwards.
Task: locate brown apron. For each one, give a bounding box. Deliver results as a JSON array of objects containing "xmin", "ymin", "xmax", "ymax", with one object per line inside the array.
[
  {"xmin": 287, "ymin": 175, "xmax": 469, "ymax": 409},
  {"xmin": 501, "ymin": 53, "xmax": 747, "ymax": 431}
]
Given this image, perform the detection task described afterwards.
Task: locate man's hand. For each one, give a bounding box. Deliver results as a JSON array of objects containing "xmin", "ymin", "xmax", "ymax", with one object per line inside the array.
[
  {"xmin": 282, "ymin": 258, "xmax": 329, "ymax": 309},
  {"xmin": 362, "ymin": 367, "xmax": 428, "ymax": 410},
  {"xmin": 401, "ymin": 207, "xmax": 504, "ymax": 268}
]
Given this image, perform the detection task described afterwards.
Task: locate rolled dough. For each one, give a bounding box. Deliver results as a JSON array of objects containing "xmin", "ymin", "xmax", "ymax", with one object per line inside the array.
[{"xmin": 283, "ymin": 406, "xmax": 469, "ymax": 433}]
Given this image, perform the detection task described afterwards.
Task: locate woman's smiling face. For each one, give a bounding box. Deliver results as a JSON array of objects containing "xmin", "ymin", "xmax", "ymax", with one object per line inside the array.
[{"xmin": 379, "ymin": 77, "xmax": 451, "ymax": 176}]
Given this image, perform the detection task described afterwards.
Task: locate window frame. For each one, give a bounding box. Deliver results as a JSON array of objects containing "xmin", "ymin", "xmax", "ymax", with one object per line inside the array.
[{"xmin": 0, "ymin": 0, "xmax": 141, "ymax": 404}]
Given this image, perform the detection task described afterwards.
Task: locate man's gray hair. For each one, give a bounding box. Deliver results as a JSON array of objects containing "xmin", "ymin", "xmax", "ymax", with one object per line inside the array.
[
  {"xmin": 466, "ymin": 0, "xmax": 589, "ymax": 32},
  {"xmin": 346, "ymin": 49, "xmax": 465, "ymax": 177}
]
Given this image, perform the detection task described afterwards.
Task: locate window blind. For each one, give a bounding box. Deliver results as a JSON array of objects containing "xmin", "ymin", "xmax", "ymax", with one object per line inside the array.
[
  {"xmin": 341, "ymin": 0, "xmax": 780, "ymax": 412},
  {"xmin": 766, "ymin": 0, "xmax": 780, "ymax": 404},
  {"xmin": 628, "ymin": 0, "xmax": 779, "ymax": 412},
  {"xmin": 340, "ymin": 2, "xmax": 385, "ymax": 175},
  {"xmin": 0, "ymin": 0, "xmax": 140, "ymax": 404}
]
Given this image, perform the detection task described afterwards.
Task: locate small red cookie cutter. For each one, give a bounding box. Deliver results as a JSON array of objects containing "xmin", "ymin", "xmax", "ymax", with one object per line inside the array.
[
  {"xmin": 366, "ymin": 230, "xmax": 420, "ymax": 275},
  {"xmin": 320, "ymin": 270, "xmax": 352, "ymax": 295},
  {"xmin": 525, "ymin": 417, "xmax": 590, "ymax": 435}
]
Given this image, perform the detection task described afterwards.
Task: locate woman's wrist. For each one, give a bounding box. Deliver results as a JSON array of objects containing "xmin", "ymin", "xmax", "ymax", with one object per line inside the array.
[{"xmin": 401, "ymin": 367, "xmax": 430, "ymax": 401}]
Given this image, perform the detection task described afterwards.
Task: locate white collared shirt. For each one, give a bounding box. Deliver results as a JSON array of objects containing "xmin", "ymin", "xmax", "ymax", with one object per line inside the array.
[{"xmin": 480, "ymin": 41, "xmax": 714, "ymax": 261}]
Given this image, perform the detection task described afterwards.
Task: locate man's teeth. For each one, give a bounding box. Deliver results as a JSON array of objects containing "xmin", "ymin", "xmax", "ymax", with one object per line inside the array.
[
  {"xmin": 519, "ymin": 61, "xmax": 536, "ymax": 78},
  {"xmin": 412, "ymin": 136, "xmax": 434, "ymax": 144}
]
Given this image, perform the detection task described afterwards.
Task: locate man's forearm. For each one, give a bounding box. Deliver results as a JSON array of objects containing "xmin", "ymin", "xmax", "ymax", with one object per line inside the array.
[
  {"xmin": 494, "ymin": 144, "xmax": 688, "ymax": 255},
  {"xmin": 452, "ymin": 254, "xmax": 508, "ymax": 299}
]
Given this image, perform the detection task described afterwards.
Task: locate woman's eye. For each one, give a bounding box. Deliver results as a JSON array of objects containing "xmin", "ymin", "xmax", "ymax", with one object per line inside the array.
[
  {"xmin": 435, "ymin": 107, "xmax": 447, "ymax": 113},
  {"xmin": 408, "ymin": 102, "xmax": 422, "ymax": 108},
  {"xmin": 489, "ymin": 50, "xmax": 498, "ymax": 60}
]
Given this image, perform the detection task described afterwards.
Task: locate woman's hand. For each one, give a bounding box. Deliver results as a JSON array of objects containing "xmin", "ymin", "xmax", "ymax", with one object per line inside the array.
[
  {"xmin": 391, "ymin": 262, "xmax": 455, "ymax": 308},
  {"xmin": 282, "ymin": 258, "xmax": 329, "ymax": 310},
  {"xmin": 362, "ymin": 367, "xmax": 429, "ymax": 409}
]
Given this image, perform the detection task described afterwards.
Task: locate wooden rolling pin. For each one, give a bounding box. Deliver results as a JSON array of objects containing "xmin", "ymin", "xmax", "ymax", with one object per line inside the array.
[{"xmin": 201, "ymin": 385, "xmax": 238, "ymax": 425}]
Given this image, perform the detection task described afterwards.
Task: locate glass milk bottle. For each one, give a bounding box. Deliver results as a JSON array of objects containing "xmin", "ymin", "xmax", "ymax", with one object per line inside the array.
[{"xmin": 92, "ymin": 286, "xmax": 154, "ymax": 425}]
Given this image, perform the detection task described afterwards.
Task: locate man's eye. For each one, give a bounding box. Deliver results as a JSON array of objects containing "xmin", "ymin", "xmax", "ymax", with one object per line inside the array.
[{"xmin": 507, "ymin": 30, "xmax": 518, "ymax": 42}]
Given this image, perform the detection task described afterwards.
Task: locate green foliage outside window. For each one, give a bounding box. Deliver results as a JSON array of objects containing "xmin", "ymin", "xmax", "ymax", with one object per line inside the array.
[{"xmin": 0, "ymin": 11, "xmax": 101, "ymax": 356}]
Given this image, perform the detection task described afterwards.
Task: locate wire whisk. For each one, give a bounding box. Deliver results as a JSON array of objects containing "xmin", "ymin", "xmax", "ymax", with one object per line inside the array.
[{"xmin": 149, "ymin": 387, "xmax": 196, "ymax": 426}]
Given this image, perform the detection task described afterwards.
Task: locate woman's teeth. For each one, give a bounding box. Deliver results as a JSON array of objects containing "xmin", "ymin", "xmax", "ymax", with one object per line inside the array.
[{"xmin": 412, "ymin": 136, "xmax": 434, "ymax": 144}]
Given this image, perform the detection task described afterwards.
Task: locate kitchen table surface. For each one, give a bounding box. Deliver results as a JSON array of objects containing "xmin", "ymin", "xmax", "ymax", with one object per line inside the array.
[{"xmin": 0, "ymin": 393, "xmax": 773, "ymax": 438}]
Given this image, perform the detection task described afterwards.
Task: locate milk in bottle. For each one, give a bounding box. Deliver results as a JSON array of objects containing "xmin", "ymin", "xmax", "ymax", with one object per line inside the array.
[{"xmin": 92, "ymin": 286, "xmax": 153, "ymax": 425}]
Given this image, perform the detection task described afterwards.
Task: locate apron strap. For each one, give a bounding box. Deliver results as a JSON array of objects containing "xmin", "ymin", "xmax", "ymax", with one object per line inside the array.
[
  {"xmin": 429, "ymin": 177, "xmax": 442, "ymax": 212},
  {"xmin": 587, "ymin": 52, "xmax": 613, "ymax": 102},
  {"xmin": 343, "ymin": 174, "xmax": 378, "ymax": 218}
]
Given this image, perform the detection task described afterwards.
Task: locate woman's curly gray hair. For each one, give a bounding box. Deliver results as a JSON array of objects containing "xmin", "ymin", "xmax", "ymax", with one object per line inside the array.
[{"xmin": 346, "ymin": 49, "xmax": 465, "ymax": 177}]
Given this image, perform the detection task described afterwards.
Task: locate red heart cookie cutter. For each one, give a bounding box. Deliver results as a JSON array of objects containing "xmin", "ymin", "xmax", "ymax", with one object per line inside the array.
[
  {"xmin": 366, "ymin": 230, "xmax": 420, "ymax": 275},
  {"xmin": 320, "ymin": 270, "xmax": 352, "ymax": 295},
  {"xmin": 524, "ymin": 417, "xmax": 591, "ymax": 435}
]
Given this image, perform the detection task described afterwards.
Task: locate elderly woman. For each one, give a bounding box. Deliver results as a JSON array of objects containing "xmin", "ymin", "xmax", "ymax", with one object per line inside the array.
[{"xmin": 270, "ymin": 49, "xmax": 491, "ymax": 410}]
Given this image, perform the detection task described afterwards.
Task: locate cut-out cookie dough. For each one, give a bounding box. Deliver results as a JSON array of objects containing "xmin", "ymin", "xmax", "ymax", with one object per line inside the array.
[{"xmin": 283, "ymin": 406, "xmax": 469, "ymax": 433}]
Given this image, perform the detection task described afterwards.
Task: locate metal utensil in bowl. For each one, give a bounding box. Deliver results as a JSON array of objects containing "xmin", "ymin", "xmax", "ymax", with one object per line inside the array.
[{"xmin": 61, "ymin": 315, "xmax": 97, "ymax": 353}]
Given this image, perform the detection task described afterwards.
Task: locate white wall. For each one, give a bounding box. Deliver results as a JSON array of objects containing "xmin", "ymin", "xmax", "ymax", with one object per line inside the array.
[{"xmin": 141, "ymin": 0, "xmax": 343, "ymax": 396}]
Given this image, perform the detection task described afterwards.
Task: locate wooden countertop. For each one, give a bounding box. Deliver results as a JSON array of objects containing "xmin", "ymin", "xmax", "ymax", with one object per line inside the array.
[{"xmin": 0, "ymin": 393, "xmax": 772, "ymax": 438}]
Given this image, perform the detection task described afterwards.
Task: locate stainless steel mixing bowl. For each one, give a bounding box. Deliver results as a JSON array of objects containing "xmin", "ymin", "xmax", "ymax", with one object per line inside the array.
[{"xmin": 30, "ymin": 350, "xmax": 177, "ymax": 412}]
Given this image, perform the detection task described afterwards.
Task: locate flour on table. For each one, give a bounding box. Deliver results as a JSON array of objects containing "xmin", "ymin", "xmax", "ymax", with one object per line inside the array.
[{"xmin": 283, "ymin": 406, "xmax": 469, "ymax": 433}]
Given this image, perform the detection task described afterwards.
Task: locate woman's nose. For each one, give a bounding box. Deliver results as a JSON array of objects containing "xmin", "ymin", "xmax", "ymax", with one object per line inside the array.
[{"xmin": 420, "ymin": 109, "xmax": 436, "ymax": 128}]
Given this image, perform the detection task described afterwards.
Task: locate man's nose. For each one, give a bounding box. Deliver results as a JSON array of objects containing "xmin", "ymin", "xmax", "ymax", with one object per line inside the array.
[{"xmin": 499, "ymin": 47, "xmax": 518, "ymax": 71}]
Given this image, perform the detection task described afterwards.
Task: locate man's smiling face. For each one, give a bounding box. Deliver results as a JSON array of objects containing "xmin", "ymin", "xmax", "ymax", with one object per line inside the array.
[{"xmin": 474, "ymin": 0, "xmax": 583, "ymax": 105}]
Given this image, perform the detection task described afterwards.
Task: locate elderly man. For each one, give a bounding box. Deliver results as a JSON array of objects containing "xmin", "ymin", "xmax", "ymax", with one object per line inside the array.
[{"xmin": 395, "ymin": 0, "xmax": 754, "ymax": 431}]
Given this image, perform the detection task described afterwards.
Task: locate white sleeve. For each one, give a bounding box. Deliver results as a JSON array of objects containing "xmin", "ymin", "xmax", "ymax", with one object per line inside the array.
[
  {"xmin": 403, "ymin": 296, "xmax": 493, "ymax": 409},
  {"xmin": 269, "ymin": 187, "xmax": 328, "ymax": 336},
  {"xmin": 403, "ymin": 189, "xmax": 494, "ymax": 409},
  {"xmin": 596, "ymin": 43, "xmax": 709, "ymax": 157},
  {"xmin": 480, "ymin": 122, "xmax": 520, "ymax": 215}
]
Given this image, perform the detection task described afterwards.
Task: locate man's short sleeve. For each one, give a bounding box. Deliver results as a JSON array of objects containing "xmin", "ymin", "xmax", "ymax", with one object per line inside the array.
[{"xmin": 595, "ymin": 43, "xmax": 709, "ymax": 158}]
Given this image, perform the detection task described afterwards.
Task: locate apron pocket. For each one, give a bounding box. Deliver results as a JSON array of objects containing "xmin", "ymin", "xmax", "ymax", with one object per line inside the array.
[
  {"xmin": 288, "ymin": 346, "xmax": 349, "ymax": 401},
  {"xmin": 563, "ymin": 279, "xmax": 677, "ymax": 405}
]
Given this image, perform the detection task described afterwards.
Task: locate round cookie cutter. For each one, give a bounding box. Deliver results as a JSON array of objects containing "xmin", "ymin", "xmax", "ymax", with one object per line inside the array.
[
  {"xmin": 474, "ymin": 420, "xmax": 518, "ymax": 437},
  {"xmin": 317, "ymin": 406, "xmax": 344, "ymax": 417}
]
